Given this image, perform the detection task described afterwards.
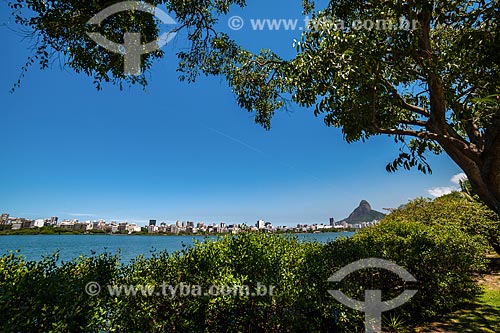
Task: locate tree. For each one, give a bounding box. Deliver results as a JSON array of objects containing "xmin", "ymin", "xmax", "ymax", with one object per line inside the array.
[{"xmin": 7, "ymin": 0, "xmax": 500, "ymax": 213}]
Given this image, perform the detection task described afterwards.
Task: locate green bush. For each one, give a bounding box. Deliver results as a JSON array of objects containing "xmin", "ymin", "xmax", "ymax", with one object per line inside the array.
[
  {"xmin": 0, "ymin": 251, "xmax": 119, "ymax": 332},
  {"xmin": 110, "ymin": 233, "xmax": 348, "ymax": 332},
  {"xmin": 332, "ymin": 219, "xmax": 487, "ymax": 320},
  {"xmin": 0, "ymin": 221, "xmax": 487, "ymax": 332},
  {"xmin": 383, "ymin": 192, "xmax": 500, "ymax": 254}
]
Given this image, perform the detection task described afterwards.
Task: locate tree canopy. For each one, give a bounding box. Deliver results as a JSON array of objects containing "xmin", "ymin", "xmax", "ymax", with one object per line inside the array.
[{"xmin": 7, "ymin": 0, "xmax": 500, "ymax": 213}]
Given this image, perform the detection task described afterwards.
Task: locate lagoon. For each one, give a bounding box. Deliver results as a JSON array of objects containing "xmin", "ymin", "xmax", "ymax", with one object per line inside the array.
[{"xmin": 0, "ymin": 232, "xmax": 354, "ymax": 263}]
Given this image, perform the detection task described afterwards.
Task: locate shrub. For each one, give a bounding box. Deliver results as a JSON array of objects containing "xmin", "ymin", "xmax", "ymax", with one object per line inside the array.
[
  {"xmin": 383, "ymin": 192, "xmax": 500, "ymax": 254},
  {"xmin": 332, "ymin": 219, "xmax": 487, "ymax": 320},
  {"xmin": 110, "ymin": 233, "xmax": 348, "ymax": 332},
  {"xmin": 0, "ymin": 251, "xmax": 119, "ymax": 332},
  {"xmin": 0, "ymin": 219, "xmax": 488, "ymax": 332}
]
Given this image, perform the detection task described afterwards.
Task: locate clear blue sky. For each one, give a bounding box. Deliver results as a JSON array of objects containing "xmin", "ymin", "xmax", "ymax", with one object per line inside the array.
[{"xmin": 0, "ymin": 1, "xmax": 463, "ymax": 226}]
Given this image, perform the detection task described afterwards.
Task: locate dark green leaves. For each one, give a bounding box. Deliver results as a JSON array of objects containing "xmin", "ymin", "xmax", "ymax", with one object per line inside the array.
[{"xmin": 7, "ymin": 0, "xmax": 500, "ymax": 178}]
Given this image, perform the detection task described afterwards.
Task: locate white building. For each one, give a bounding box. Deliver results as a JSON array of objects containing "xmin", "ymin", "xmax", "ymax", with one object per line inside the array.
[
  {"xmin": 33, "ymin": 219, "xmax": 45, "ymax": 228},
  {"xmin": 127, "ymin": 223, "xmax": 142, "ymax": 234}
]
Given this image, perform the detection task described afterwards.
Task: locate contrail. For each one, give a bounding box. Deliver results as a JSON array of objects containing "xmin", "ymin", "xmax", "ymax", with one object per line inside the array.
[
  {"xmin": 207, "ymin": 127, "xmax": 264, "ymax": 155},
  {"xmin": 206, "ymin": 126, "xmax": 324, "ymax": 183}
]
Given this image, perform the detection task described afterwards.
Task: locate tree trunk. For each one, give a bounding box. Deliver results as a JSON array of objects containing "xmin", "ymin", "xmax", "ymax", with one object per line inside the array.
[
  {"xmin": 481, "ymin": 109, "xmax": 500, "ymax": 215},
  {"xmin": 439, "ymin": 140, "xmax": 500, "ymax": 215},
  {"xmin": 415, "ymin": 4, "xmax": 500, "ymax": 216},
  {"xmin": 438, "ymin": 137, "xmax": 500, "ymax": 255}
]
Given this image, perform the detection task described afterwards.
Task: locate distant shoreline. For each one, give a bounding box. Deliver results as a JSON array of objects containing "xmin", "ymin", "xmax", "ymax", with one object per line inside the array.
[{"xmin": 0, "ymin": 228, "xmax": 357, "ymax": 237}]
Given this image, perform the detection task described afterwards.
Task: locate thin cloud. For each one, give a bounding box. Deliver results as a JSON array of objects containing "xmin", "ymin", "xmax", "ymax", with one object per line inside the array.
[
  {"xmin": 109, "ymin": 218, "xmax": 148, "ymax": 224},
  {"xmin": 66, "ymin": 212, "xmax": 96, "ymax": 217},
  {"xmin": 428, "ymin": 187, "xmax": 454, "ymax": 198},
  {"xmin": 427, "ymin": 172, "xmax": 468, "ymax": 198}
]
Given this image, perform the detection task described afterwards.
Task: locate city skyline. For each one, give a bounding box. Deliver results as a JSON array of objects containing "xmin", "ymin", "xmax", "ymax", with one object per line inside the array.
[
  {"xmin": 1, "ymin": 213, "xmax": 377, "ymax": 233},
  {"xmin": 0, "ymin": 1, "xmax": 464, "ymax": 226}
]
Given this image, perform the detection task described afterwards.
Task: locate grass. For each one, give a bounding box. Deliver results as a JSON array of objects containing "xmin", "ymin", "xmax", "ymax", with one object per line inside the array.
[{"xmin": 413, "ymin": 256, "xmax": 500, "ymax": 333}]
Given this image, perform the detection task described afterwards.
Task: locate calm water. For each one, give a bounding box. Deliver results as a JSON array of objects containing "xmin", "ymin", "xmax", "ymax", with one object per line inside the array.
[{"xmin": 0, "ymin": 232, "xmax": 354, "ymax": 263}]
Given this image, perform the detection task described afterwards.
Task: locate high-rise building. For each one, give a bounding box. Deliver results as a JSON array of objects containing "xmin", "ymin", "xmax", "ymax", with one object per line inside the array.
[
  {"xmin": 50, "ymin": 216, "xmax": 58, "ymax": 225},
  {"xmin": 256, "ymin": 220, "xmax": 265, "ymax": 229},
  {"xmin": 149, "ymin": 219, "xmax": 157, "ymax": 226},
  {"xmin": 329, "ymin": 217, "xmax": 335, "ymax": 226},
  {"xmin": 118, "ymin": 222, "xmax": 127, "ymax": 232}
]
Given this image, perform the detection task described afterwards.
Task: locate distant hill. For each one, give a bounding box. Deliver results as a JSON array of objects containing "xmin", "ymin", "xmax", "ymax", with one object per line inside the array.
[{"xmin": 340, "ymin": 200, "xmax": 385, "ymax": 223}]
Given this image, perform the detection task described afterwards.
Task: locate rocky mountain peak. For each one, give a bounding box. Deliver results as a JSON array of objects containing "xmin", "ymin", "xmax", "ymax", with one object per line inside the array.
[{"xmin": 341, "ymin": 200, "xmax": 385, "ymax": 223}]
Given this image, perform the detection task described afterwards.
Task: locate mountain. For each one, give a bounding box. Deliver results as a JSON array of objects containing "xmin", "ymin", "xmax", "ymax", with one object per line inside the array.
[{"xmin": 340, "ymin": 200, "xmax": 385, "ymax": 223}]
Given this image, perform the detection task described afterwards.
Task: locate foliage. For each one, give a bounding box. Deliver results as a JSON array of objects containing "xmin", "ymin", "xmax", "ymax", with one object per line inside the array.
[
  {"xmin": 383, "ymin": 314, "xmax": 408, "ymax": 333},
  {"xmin": 7, "ymin": 0, "xmax": 500, "ymax": 213},
  {"xmin": 345, "ymin": 218, "xmax": 487, "ymax": 320},
  {"xmin": 0, "ymin": 251, "xmax": 119, "ymax": 332},
  {"xmin": 0, "ymin": 225, "xmax": 12, "ymax": 232},
  {"xmin": 0, "ymin": 226, "xmax": 85, "ymax": 235},
  {"xmin": 460, "ymin": 178, "xmax": 482, "ymax": 203},
  {"xmin": 383, "ymin": 192, "xmax": 500, "ymax": 255},
  {"xmin": 6, "ymin": 0, "xmax": 247, "ymax": 91},
  {"xmin": 0, "ymin": 224, "xmax": 487, "ymax": 332},
  {"xmin": 7, "ymin": 0, "xmax": 168, "ymax": 90},
  {"xmin": 110, "ymin": 233, "xmax": 343, "ymax": 332}
]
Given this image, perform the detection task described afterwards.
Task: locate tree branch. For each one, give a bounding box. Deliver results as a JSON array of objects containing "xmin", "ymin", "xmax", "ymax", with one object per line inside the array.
[
  {"xmin": 399, "ymin": 119, "xmax": 428, "ymax": 127},
  {"xmin": 380, "ymin": 77, "xmax": 430, "ymax": 117},
  {"xmin": 376, "ymin": 128, "xmax": 438, "ymax": 140},
  {"xmin": 375, "ymin": 125, "xmax": 480, "ymax": 161}
]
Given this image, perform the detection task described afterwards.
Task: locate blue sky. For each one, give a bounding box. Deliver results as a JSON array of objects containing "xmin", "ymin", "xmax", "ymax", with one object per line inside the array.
[{"xmin": 0, "ymin": 1, "xmax": 464, "ymax": 226}]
